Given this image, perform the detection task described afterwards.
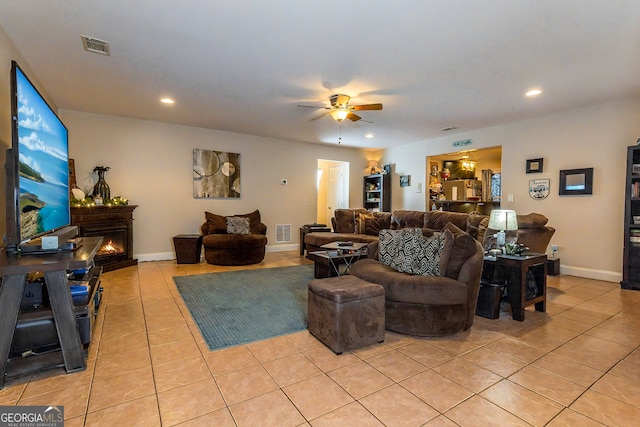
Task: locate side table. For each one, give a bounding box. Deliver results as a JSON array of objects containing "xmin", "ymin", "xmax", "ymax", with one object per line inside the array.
[
  {"xmin": 547, "ymin": 257, "xmax": 560, "ymax": 276},
  {"xmin": 173, "ymin": 234, "xmax": 203, "ymax": 264},
  {"xmin": 496, "ymin": 253, "xmax": 547, "ymax": 321},
  {"xmin": 317, "ymin": 242, "xmax": 368, "ymax": 277},
  {"xmin": 299, "ymin": 224, "xmax": 331, "ymax": 255}
]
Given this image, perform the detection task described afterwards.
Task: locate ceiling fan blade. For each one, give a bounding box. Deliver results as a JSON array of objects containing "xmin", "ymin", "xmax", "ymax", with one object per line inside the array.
[
  {"xmin": 310, "ymin": 111, "xmax": 331, "ymax": 121},
  {"xmin": 347, "ymin": 112, "xmax": 361, "ymax": 122},
  {"xmin": 349, "ymin": 103, "xmax": 383, "ymax": 111}
]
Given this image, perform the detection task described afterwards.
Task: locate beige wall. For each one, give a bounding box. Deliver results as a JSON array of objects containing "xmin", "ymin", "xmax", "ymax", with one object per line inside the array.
[
  {"xmin": 384, "ymin": 97, "xmax": 640, "ymax": 282},
  {"xmin": 0, "ymin": 26, "xmax": 60, "ymax": 244},
  {"xmin": 0, "ymin": 27, "xmax": 59, "ymax": 151},
  {"xmin": 60, "ymin": 110, "xmax": 370, "ymax": 260}
]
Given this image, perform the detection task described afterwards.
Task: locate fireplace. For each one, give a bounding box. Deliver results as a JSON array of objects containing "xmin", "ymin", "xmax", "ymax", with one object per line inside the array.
[{"xmin": 71, "ymin": 205, "xmax": 138, "ymax": 272}]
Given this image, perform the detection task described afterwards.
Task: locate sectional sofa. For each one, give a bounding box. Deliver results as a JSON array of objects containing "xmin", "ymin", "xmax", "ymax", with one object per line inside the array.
[
  {"xmin": 304, "ymin": 208, "xmax": 555, "ymax": 255},
  {"xmin": 304, "ymin": 208, "xmax": 554, "ymax": 336}
]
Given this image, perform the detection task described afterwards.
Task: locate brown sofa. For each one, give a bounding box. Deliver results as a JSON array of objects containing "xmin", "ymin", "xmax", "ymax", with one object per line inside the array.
[
  {"xmin": 349, "ymin": 222, "xmax": 485, "ymax": 336},
  {"xmin": 305, "ymin": 208, "xmax": 555, "ymax": 255},
  {"xmin": 201, "ymin": 210, "xmax": 268, "ymax": 265}
]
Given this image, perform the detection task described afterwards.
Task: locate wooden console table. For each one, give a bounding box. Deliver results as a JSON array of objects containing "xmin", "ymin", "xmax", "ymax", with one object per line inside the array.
[{"xmin": 0, "ymin": 237, "xmax": 102, "ymax": 388}]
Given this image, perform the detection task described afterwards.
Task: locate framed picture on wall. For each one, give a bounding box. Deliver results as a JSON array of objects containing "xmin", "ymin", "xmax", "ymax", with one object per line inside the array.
[
  {"xmin": 559, "ymin": 168, "xmax": 593, "ymax": 195},
  {"xmin": 400, "ymin": 175, "xmax": 410, "ymax": 187},
  {"xmin": 193, "ymin": 149, "xmax": 241, "ymax": 198},
  {"xmin": 526, "ymin": 158, "xmax": 544, "ymax": 173}
]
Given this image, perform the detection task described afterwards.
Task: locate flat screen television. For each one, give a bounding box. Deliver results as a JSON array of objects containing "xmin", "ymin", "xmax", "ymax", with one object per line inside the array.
[{"xmin": 4, "ymin": 60, "xmax": 72, "ymax": 253}]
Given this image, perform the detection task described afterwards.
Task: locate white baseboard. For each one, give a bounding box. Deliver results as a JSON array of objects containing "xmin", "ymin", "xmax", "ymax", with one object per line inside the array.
[
  {"xmin": 136, "ymin": 252, "xmax": 175, "ymax": 262},
  {"xmin": 266, "ymin": 243, "xmax": 298, "ymax": 252},
  {"xmin": 136, "ymin": 251, "xmax": 620, "ymax": 284},
  {"xmin": 559, "ymin": 264, "xmax": 621, "ymax": 283},
  {"xmin": 135, "ymin": 243, "xmax": 300, "ymax": 263}
]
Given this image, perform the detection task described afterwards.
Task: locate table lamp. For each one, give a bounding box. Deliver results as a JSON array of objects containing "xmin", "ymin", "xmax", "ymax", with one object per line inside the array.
[
  {"xmin": 488, "ymin": 209, "xmax": 518, "ymax": 251},
  {"xmin": 367, "ymin": 160, "xmax": 379, "ymax": 175}
]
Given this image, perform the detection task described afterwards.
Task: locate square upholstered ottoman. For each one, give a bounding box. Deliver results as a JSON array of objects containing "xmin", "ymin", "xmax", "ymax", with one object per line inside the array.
[{"xmin": 307, "ymin": 275, "xmax": 385, "ymax": 354}]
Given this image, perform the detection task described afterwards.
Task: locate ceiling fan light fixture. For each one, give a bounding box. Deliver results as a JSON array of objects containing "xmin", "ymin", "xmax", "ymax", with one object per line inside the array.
[{"xmin": 330, "ymin": 109, "xmax": 349, "ymax": 122}]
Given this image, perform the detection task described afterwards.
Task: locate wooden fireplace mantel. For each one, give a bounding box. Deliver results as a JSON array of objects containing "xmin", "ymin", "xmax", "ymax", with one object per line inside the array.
[
  {"xmin": 71, "ymin": 205, "xmax": 138, "ymax": 272},
  {"xmin": 70, "ymin": 204, "xmax": 138, "ymax": 222}
]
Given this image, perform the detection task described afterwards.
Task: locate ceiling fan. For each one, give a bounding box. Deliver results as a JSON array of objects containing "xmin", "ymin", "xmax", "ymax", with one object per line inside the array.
[{"xmin": 298, "ymin": 94, "xmax": 383, "ymax": 123}]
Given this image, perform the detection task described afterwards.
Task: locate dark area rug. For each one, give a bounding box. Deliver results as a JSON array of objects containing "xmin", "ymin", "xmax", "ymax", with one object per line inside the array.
[{"xmin": 173, "ymin": 265, "xmax": 313, "ymax": 350}]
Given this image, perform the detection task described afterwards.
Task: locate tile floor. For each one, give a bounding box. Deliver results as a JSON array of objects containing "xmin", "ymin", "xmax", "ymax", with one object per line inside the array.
[{"xmin": 1, "ymin": 251, "xmax": 640, "ymax": 426}]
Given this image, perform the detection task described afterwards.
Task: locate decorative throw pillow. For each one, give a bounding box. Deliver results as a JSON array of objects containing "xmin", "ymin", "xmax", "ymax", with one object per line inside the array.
[
  {"xmin": 442, "ymin": 222, "xmax": 478, "ymax": 279},
  {"xmin": 236, "ymin": 209, "xmax": 262, "ymax": 234},
  {"xmin": 378, "ymin": 229, "xmax": 418, "ymax": 269},
  {"xmin": 400, "ymin": 232, "xmax": 445, "ymax": 276},
  {"xmin": 333, "ymin": 209, "xmax": 353, "ymax": 233},
  {"xmin": 226, "ymin": 216, "xmax": 250, "ymax": 234},
  {"xmin": 356, "ymin": 212, "xmax": 375, "ymax": 234},
  {"xmin": 379, "ymin": 228, "xmax": 444, "ymax": 276},
  {"xmin": 438, "ymin": 228, "xmax": 455, "ymax": 274},
  {"xmin": 204, "ymin": 212, "xmax": 228, "ymax": 234}
]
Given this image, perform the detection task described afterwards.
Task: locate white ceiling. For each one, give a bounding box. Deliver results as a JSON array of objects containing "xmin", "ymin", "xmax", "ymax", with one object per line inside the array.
[{"xmin": 1, "ymin": 0, "xmax": 639, "ymax": 149}]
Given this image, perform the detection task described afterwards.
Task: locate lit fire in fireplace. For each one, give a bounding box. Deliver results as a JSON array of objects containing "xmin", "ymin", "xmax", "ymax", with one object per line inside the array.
[{"xmin": 98, "ymin": 240, "xmax": 124, "ymax": 256}]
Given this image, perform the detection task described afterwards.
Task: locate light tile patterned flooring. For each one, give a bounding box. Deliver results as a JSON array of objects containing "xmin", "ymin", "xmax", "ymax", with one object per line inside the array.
[{"xmin": 1, "ymin": 251, "xmax": 640, "ymax": 426}]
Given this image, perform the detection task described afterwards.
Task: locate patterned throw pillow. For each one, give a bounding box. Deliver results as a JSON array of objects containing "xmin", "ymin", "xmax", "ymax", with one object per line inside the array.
[
  {"xmin": 378, "ymin": 228, "xmax": 444, "ymax": 276},
  {"xmin": 226, "ymin": 216, "xmax": 250, "ymax": 234},
  {"xmin": 379, "ymin": 229, "xmax": 418, "ymax": 269},
  {"xmin": 402, "ymin": 232, "xmax": 445, "ymax": 276}
]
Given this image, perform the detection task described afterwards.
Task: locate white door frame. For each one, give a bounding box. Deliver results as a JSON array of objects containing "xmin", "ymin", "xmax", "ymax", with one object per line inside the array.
[{"xmin": 317, "ymin": 159, "xmax": 349, "ymax": 226}]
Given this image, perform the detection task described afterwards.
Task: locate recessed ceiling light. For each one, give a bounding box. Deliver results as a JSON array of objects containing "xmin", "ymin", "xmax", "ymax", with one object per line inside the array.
[
  {"xmin": 160, "ymin": 98, "xmax": 174, "ymax": 104},
  {"xmin": 365, "ymin": 133, "xmax": 374, "ymax": 138},
  {"xmin": 525, "ymin": 89, "xmax": 542, "ymax": 97}
]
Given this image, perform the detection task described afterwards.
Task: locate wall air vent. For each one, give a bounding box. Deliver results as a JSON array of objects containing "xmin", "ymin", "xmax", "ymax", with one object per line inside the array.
[
  {"xmin": 276, "ymin": 224, "xmax": 292, "ymax": 243},
  {"xmin": 81, "ymin": 35, "xmax": 111, "ymax": 56}
]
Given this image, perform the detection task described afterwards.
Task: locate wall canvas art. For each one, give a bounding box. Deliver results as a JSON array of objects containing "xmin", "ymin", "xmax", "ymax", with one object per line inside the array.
[{"xmin": 193, "ymin": 149, "xmax": 241, "ymax": 198}]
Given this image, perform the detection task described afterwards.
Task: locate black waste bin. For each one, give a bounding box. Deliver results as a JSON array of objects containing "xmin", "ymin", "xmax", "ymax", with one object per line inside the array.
[
  {"xmin": 476, "ymin": 282, "xmax": 505, "ymax": 319},
  {"xmin": 173, "ymin": 234, "xmax": 203, "ymax": 264}
]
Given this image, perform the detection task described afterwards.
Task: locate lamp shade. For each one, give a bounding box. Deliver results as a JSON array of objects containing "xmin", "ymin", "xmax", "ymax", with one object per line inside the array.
[
  {"xmin": 488, "ymin": 209, "xmax": 518, "ymax": 231},
  {"xmin": 330, "ymin": 109, "xmax": 349, "ymax": 122}
]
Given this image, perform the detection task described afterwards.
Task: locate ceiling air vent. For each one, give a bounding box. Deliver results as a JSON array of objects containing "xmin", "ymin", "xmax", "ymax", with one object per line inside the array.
[
  {"xmin": 276, "ymin": 224, "xmax": 292, "ymax": 243},
  {"xmin": 81, "ymin": 35, "xmax": 111, "ymax": 56}
]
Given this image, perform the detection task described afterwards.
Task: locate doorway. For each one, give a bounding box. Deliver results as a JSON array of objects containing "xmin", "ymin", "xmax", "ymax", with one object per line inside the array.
[
  {"xmin": 426, "ymin": 146, "xmax": 502, "ymax": 213},
  {"xmin": 316, "ymin": 159, "xmax": 350, "ymax": 226}
]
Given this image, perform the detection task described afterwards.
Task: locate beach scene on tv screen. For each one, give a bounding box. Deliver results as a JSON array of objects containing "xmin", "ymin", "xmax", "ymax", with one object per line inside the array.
[{"xmin": 16, "ymin": 67, "xmax": 70, "ymax": 242}]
